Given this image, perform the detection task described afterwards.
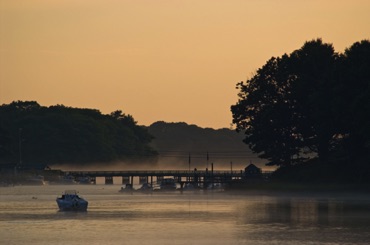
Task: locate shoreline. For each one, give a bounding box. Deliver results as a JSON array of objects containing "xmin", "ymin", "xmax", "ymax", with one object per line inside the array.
[{"xmin": 225, "ymin": 181, "xmax": 370, "ymax": 196}]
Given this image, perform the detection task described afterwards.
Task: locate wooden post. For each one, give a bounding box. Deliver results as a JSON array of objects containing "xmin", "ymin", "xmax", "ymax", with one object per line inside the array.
[
  {"xmin": 91, "ymin": 176, "xmax": 96, "ymax": 185},
  {"xmin": 139, "ymin": 176, "xmax": 147, "ymax": 184},
  {"xmin": 105, "ymin": 176, "xmax": 113, "ymax": 185},
  {"xmin": 122, "ymin": 176, "xmax": 130, "ymax": 185}
]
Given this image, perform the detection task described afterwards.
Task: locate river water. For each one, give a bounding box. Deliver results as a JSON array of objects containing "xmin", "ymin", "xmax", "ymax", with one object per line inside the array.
[{"xmin": 1, "ymin": 184, "xmax": 370, "ymax": 245}]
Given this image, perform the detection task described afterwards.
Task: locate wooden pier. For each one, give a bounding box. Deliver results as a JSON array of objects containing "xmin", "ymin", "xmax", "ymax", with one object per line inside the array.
[{"xmin": 64, "ymin": 169, "xmax": 271, "ymax": 188}]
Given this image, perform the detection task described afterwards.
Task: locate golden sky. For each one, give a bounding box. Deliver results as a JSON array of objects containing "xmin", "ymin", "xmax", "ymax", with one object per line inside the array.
[{"xmin": 1, "ymin": 0, "xmax": 369, "ymax": 129}]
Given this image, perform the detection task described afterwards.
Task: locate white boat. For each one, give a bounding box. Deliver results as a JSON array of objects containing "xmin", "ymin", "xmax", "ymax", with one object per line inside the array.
[{"xmin": 56, "ymin": 190, "xmax": 88, "ymax": 211}]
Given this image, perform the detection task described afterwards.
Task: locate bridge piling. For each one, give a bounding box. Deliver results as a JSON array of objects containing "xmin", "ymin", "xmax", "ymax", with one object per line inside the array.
[
  {"xmin": 122, "ymin": 176, "xmax": 130, "ymax": 185},
  {"xmin": 105, "ymin": 176, "xmax": 113, "ymax": 185},
  {"xmin": 139, "ymin": 176, "xmax": 147, "ymax": 184},
  {"xmin": 91, "ymin": 176, "xmax": 96, "ymax": 185}
]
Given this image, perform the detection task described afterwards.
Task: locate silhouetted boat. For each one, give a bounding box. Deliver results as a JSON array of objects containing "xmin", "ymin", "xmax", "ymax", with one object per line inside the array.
[
  {"xmin": 56, "ymin": 190, "xmax": 88, "ymax": 211},
  {"xmin": 138, "ymin": 183, "xmax": 153, "ymax": 192},
  {"xmin": 159, "ymin": 178, "xmax": 177, "ymax": 190},
  {"xmin": 182, "ymin": 183, "xmax": 200, "ymax": 191},
  {"xmin": 77, "ymin": 176, "xmax": 93, "ymax": 184},
  {"xmin": 207, "ymin": 183, "xmax": 224, "ymax": 191}
]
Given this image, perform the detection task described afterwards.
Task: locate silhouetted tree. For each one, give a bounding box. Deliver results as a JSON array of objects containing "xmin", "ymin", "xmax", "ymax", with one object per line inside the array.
[
  {"xmin": 337, "ymin": 40, "xmax": 370, "ymax": 165},
  {"xmin": 231, "ymin": 55, "xmax": 304, "ymax": 166},
  {"xmin": 0, "ymin": 101, "xmax": 157, "ymax": 166},
  {"xmin": 288, "ymin": 39, "xmax": 338, "ymax": 162},
  {"xmin": 231, "ymin": 39, "xmax": 368, "ymax": 169}
]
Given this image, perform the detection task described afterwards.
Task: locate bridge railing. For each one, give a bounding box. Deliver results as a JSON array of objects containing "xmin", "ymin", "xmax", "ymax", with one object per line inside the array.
[{"xmin": 66, "ymin": 170, "xmax": 245, "ymax": 177}]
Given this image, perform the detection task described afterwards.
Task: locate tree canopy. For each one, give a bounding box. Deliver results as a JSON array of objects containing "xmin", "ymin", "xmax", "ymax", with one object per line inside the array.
[
  {"xmin": 231, "ymin": 39, "xmax": 370, "ymax": 179},
  {"xmin": 0, "ymin": 101, "xmax": 157, "ymax": 166}
]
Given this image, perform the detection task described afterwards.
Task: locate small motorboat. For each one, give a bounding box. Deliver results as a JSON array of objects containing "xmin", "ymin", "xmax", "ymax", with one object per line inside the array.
[
  {"xmin": 60, "ymin": 175, "xmax": 77, "ymax": 184},
  {"xmin": 207, "ymin": 182, "xmax": 224, "ymax": 191},
  {"xmin": 182, "ymin": 183, "xmax": 200, "ymax": 191},
  {"xmin": 77, "ymin": 176, "xmax": 93, "ymax": 185},
  {"xmin": 56, "ymin": 190, "xmax": 88, "ymax": 211},
  {"xmin": 159, "ymin": 178, "xmax": 177, "ymax": 190}
]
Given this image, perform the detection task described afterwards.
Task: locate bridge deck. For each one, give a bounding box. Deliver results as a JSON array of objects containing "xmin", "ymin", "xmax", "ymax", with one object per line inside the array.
[
  {"xmin": 62, "ymin": 170, "xmax": 272, "ymax": 185},
  {"xmin": 66, "ymin": 170, "xmax": 244, "ymax": 178}
]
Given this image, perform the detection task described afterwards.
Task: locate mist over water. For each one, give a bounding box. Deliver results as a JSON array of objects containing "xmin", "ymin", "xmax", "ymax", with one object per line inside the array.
[
  {"xmin": 1, "ymin": 185, "xmax": 370, "ymax": 245},
  {"xmin": 50, "ymin": 155, "xmax": 272, "ymax": 172}
]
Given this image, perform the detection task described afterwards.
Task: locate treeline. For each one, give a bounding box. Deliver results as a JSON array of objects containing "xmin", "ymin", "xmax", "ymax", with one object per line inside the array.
[
  {"xmin": 148, "ymin": 121, "xmax": 263, "ymax": 169},
  {"xmin": 0, "ymin": 101, "xmax": 157, "ymax": 166},
  {"xmin": 231, "ymin": 39, "xmax": 370, "ymax": 183}
]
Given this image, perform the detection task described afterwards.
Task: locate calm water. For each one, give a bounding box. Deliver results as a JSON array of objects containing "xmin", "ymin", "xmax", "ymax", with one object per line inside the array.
[{"xmin": 1, "ymin": 185, "xmax": 370, "ymax": 245}]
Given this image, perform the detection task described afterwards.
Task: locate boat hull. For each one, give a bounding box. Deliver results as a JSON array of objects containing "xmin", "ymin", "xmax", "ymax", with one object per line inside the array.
[
  {"xmin": 56, "ymin": 199, "xmax": 88, "ymax": 211},
  {"xmin": 56, "ymin": 190, "xmax": 88, "ymax": 211},
  {"xmin": 160, "ymin": 178, "xmax": 177, "ymax": 190}
]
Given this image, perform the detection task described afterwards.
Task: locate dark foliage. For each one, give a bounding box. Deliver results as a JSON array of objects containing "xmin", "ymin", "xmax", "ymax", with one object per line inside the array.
[
  {"xmin": 231, "ymin": 39, "xmax": 370, "ymax": 183},
  {"xmin": 0, "ymin": 101, "xmax": 157, "ymax": 166}
]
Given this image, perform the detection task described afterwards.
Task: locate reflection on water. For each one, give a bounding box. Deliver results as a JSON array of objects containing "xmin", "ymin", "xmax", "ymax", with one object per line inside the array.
[
  {"xmin": 235, "ymin": 195, "xmax": 370, "ymax": 244},
  {"xmin": 238, "ymin": 196, "xmax": 370, "ymax": 227},
  {"xmin": 1, "ymin": 185, "xmax": 370, "ymax": 245}
]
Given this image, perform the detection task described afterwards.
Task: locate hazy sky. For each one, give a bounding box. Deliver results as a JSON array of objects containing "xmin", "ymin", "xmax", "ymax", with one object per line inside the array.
[{"xmin": 1, "ymin": 0, "xmax": 369, "ymax": 129}]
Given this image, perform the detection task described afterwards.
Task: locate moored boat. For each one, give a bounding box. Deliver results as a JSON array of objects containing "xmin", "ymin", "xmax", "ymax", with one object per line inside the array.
[
  {"xmin": 77, "ymin": 176, "xmax": 93, "ymax": 184},
  {"xmin": 159, "ymin": 178, "xmax": 177, "ymax": 190},
  {"xmin": 207, "ymin": 182, "xmax": 224, "ymax": 191},
  {"xmin": 182, "ymin": 183, "xmax": 200, "ymax": 191},
  {"xmin": 138, "ymin": 182, "xmax": 153, "ymax": 192},
  {"xmin": 56, "ymin": 190, "xmax": 88, "ymax": 211}
]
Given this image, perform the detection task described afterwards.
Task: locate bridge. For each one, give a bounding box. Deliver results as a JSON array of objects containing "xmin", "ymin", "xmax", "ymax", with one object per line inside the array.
[{"xmin": 64, "ymin": 169, "xmax": 271, "ymax": 188}]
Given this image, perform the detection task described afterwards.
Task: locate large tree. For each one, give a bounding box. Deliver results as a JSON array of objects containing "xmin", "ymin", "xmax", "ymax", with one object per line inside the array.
[
  {"xmin": 288, "ymin": 39, "xmax": 338, "ymax": 162},
  {"xmin": 337, "ymin": 40, "xmax": 370, "ymax": 162},
  {"xmin": 231, "ymin": 55, "xmax": 303, "ymax": 166},
  {"xmin": 231, "ymin": 39, "xmax": 340, "ymax": 167}
]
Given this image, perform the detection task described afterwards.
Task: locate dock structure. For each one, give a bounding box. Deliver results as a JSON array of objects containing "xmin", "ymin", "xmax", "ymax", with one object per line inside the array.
[{"xmin": 64, "ymin": 169, "xmax": 247, "ymax": 187}]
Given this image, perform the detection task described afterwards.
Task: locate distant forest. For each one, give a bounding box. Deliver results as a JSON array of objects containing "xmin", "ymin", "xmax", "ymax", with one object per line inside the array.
[
  {"xmin": 0, "ymin": 101, "xmax": 256, "ymax": 170},
  {"xmin": 148, "ymin": 121, "xmax": 263, "ymax": 170},
  {"xmin": 232, "ymin": 39, "xmax": 370, "ymax": 183},
  {"xmin": 0, "ymin": 101, "xmax": 157, "ymax": 167}
]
